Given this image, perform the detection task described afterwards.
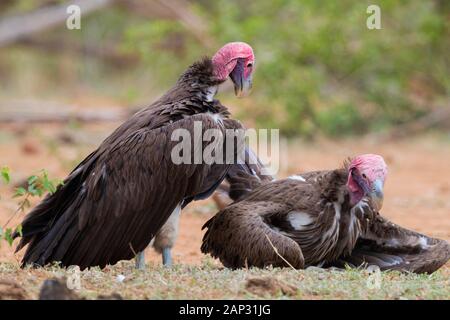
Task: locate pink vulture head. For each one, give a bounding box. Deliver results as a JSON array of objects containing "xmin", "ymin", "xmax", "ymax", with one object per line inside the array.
[
  {"xmin": 347, "ymin": 154, "xmax": 388, "ymax": 211},
  {"xmin": 212, "ymin": 42, "xmax": 255, "ymax": 97}
]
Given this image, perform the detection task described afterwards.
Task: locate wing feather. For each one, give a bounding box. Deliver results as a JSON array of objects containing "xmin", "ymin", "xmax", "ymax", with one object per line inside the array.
[
  {"xmin": 201, "ymin": 200, "xmax": 304, "ymax": 269},
  {"xmin": 331, "ymin": 214, "xmax": 450, "ymax": 273}
]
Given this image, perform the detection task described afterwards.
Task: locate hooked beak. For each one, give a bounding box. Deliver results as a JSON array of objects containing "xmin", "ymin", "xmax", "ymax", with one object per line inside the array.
[
  {"xmin": 229, "ymin": 59, "xmax": 252, "ymax": 97},
  {"xmin": 369, "ymin": 179, "xmax": 384, "ymax": 211}
]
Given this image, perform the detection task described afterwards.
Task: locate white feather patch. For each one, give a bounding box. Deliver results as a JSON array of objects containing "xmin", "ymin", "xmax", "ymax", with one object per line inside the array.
[
  {"xmin": 205, "ymin": 86, "xmax": 218, "ymax": 101},
  {"xmin": 419, "ymin": 236, "xmax": 430, "ymax": 249},
  {"xmin": 287, "ymin": 211, "xmax": 313, "ymax": 230},
  {"xmin": 385, "ymin": 238, "xmax": 400, "ymax": 247},
  {"xmin": 333, "ymin": 202, "xmax": 342, "ymax": 221},
  {"xmin": 206, "ymin": 112, "xmax": 223, "ymax": 125},
  {"xmin": 368, "ymin": 234, "xmax": 430, "ymax": 251},
  {"xmin": 321, "ymin": 203, "xmax": 341, "ymax": 242},
  {"xmin": 288, "ymin": 175, "xmax": 306, "ymax": 182}
]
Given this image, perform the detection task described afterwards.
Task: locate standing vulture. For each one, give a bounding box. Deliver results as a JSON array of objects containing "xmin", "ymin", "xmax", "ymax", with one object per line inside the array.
[
  {"xmin": 201, "ymin": 154, "xmax": 450, "ymax": 273},
  {"xmin": 14, "ymin": 42, "xmax": 258, "ymax": 270}
]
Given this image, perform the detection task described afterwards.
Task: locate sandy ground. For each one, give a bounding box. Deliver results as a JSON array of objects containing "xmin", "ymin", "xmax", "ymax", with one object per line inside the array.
[{"xmin": 0, "ymin": 122, "xmax": 449, "ymax": 268}]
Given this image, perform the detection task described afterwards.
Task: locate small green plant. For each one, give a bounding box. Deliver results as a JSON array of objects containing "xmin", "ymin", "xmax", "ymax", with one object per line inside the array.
[
  {"xmin": 13, "ymin": 170, "xmax": 62, "ymax": 213},
  {"xmin": 0, "ymin": 166, "xmax": 13, "ymax": 244},
  {"xmin": 0, "ymin": 167, "xmax": 62, "ymax": 246},
  {"xmin": 1, "ymin": 166, "xmax": 10, "ymax": 184}
]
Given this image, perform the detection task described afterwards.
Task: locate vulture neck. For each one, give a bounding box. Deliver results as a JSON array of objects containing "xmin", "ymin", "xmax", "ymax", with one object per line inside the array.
[{"xmin": 174, "ymin": 58, "xmax": 225, "ymax": 103}]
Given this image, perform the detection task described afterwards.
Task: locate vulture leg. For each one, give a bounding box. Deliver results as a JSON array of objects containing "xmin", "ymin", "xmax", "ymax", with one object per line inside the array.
[
  {"xmin": 135, "ymin": 251, "xmax": 146, "ymax": 270},
  {"xmin": 134, "ymin": 205, "xmax": 181, "ymax": 269},
  {"xmin": 152, "ymin": 204, "xmax": 181, "ymax": 267},
  {"xmin": 212, "ymin": 184, "xmax": 232, "ymax": 211},
  {"xmin": 162, "ymin": 248, "xmax": 172, "ymax": 266}
]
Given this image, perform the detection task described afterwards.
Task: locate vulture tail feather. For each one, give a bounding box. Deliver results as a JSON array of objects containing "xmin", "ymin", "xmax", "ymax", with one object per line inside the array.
[{"xmin": 14, "ymin": 152, "xmax": 97, "ymax": 267}]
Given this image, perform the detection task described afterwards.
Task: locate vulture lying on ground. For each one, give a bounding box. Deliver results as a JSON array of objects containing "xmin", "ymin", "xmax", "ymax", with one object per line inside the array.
[
  {"xmin": 201, "ymin": 154, "xmax": 450, "ymax": 273},
  {"xmin": 14, "ymin": 42, "xmax": 262, "ymax": 270}
]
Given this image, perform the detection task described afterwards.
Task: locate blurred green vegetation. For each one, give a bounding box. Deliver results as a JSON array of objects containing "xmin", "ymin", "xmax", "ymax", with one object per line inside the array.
[{"xmin": 0, "ymin": 0, "xmax": 449, "ymax": 137}]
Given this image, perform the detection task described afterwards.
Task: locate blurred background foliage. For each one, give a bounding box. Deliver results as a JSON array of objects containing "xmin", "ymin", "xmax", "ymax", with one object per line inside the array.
[{"xmin": 0, "ymin": 0, "xmax": 449, "ymax": 137}]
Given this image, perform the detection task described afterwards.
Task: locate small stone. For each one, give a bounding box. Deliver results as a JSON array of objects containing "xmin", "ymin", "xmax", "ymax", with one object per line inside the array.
[
  {"xmin": 366, "ymin": 265, "xmax": 381, "ymax": 274},
  {"xmin": 306, "ymin": 266, "xmax": 325, "ymax": 272},
  {"xmin": 116, "ymin": 274, "xmax": 126, "ymax": 283}
]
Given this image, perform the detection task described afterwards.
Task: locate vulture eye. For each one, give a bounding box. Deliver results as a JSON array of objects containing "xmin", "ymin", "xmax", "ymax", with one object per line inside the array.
[
  {"xmin": 247, "ymin": 63, "xmax": 253, "ymax": 68},
  {"xmin": 362, "ymin": 173, "xmax": 367, "ymax": 179}
]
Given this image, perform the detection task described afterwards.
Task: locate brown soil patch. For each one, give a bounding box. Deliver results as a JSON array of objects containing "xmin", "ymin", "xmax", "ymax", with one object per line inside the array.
[
  {"xmin": 245, "ymin": 277, "xmax": 298, "ymax": 297},
  {"xmin": 0, "ymin": 279, "xmax": 28, "ymax": 299}
]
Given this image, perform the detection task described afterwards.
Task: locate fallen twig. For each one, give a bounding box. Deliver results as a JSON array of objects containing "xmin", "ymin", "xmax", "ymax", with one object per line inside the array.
[{"xmin": 264, "ymin": 234, "xmax": 299, "ymax": 272}]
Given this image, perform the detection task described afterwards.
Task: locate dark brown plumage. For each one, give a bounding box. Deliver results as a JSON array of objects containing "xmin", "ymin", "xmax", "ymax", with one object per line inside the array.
[
  {"xmin": 14, "ymin": 54, "xmax": 250, "ymax": 269},
  {"xmin": 201, "ymin": 157, "xmax": 450, "ymax": 274},
  {"xmin": 213, "ymin": 147, "xmax": 274, "ymax": 209}
]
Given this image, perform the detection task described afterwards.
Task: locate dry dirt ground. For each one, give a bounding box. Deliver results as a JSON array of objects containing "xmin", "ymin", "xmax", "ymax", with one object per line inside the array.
[{"xmin": 0, "ymin": 121, "xmax": 449, "ymax": 299}]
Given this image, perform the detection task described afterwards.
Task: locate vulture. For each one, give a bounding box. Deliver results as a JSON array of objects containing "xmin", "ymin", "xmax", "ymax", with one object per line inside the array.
[
  {"xmin": 201, "ymin": 154, "xmax": 450, "ymax": 273},
  {"xmin": 14, "ymin": 42, "xmax": 261, "ymax": 270}
]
